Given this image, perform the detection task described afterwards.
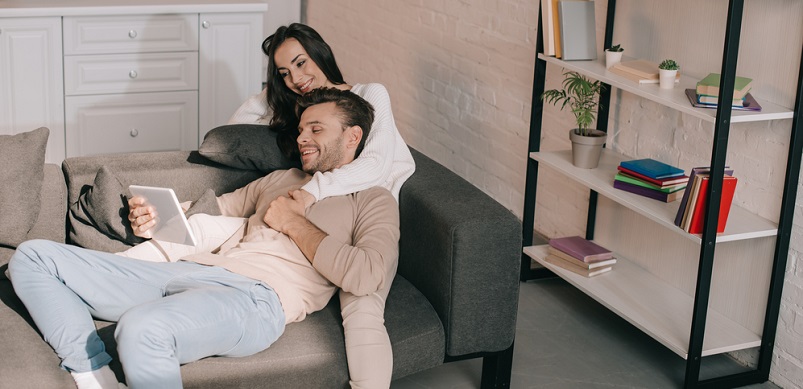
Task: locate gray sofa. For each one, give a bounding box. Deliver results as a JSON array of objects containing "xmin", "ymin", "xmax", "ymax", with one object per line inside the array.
[{"xmin": 0, "ymin": 147, "xmax": 521, "ymax": 388}]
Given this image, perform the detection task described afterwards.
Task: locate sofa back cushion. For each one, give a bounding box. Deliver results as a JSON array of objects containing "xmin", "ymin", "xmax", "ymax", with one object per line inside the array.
[{"xmin": 0, "ymin": 127, "xmax": 49, "ymax": 248}]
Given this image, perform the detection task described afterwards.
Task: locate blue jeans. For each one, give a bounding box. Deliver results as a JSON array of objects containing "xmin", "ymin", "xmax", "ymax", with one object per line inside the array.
[{"xmin": 8, "ymin": 239, "xmax": 285, "ymax": 389}]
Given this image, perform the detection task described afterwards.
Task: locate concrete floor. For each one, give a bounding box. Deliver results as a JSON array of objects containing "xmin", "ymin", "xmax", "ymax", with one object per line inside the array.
[{"xmin": 391, "ymin": 278, "xmax": 781, "ymax": 389}]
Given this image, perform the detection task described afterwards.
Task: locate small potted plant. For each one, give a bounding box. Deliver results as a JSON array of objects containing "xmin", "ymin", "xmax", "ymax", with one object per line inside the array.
[
  {"xmin": 658, "ymin": 59, "xmax": 680, "ymax": 89},
  {"xmin": 605, "ymin": 44, "xmax": 624, "ymax": 68},
  {"xmin": 541, "ymin": 71, "xmax": 607, "ymax": 169}
]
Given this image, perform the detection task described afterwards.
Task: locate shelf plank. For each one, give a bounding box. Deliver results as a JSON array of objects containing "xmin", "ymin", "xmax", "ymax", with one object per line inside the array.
[
  {"xmin": 531, "ymin": 149, "xmax": 778, "ymax": 243},
  {"xmin": 524, "ymin": 245, "xmax": 761, "ymax": 358},
  {"xmin": 538, "ymin": 54, "xmax": 794, "ymax": 123}
]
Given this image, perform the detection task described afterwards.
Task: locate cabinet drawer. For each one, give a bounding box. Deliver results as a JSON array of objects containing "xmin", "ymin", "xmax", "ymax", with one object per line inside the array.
[
  {"xmin": 65, "ymin": 52, "xmax": 199, "ymax": 95},
  {"xmin": 65, "ymin": 91, "xmax": 198, "ymax": 157},
  {"xmin": 64, "ymin": 14, "xmax": 199, "ymax": 55}
]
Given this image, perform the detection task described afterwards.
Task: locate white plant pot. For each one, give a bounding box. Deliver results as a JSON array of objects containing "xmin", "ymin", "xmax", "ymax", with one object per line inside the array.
[
  {"xmin": 605, "ymin": 50, "xmax": 623, "ymax": 68},
  {"xmin": 659, "ymin": 69, "xmax": 678, "ymax": 89},
  {"xmin": 569, "ymin": 129, "xmax": 607, "ymax": 169}
]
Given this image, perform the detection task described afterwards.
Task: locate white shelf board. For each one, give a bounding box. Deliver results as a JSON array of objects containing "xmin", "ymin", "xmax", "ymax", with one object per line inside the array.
[
  {"xmin": 538, "ymin": 54, "xmax": 794, "ymax": 123},
  {"xmin": 524, "ymin": 245, "xmax": 761, "ymax": 358},
  {"xmin": 531, "ymin": 149, "xmax": 778, "ymax": 243}
]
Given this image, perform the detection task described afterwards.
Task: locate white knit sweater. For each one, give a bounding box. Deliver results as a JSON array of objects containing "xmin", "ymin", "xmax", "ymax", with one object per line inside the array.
[{"xmin": 227, "ymin": 83, "xmax": 415, "ymax": 202}]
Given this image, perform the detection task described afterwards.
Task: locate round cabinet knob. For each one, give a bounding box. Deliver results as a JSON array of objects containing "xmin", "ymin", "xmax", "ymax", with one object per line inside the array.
[
  {"xmin": 202, "ymin": 20, "xmax": 210, "ymax": 29},
  {"xmin": 130, "ymin": 129, "xmax": 139, "ymax": 138},
  {"xmin": 128, "ymin": 30, "xmax": 137, "ymax": 39},
  {"xmin": 129, "ymin": 70, "xmax": 138, "ymax": 79}
]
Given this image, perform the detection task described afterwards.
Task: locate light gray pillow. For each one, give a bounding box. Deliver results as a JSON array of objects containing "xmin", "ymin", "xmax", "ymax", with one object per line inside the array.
[
  {"xmin": 198, "ymin": 124, "xmax": 300, "ymax": 172},
  {"xmin": 0, "ymin": 127, "xmax": 48, "ymax": 247}
]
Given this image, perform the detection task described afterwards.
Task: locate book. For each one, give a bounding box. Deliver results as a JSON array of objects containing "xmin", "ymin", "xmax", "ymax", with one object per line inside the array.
[
  {"xmin": 684, "ymin": 89, "xmax": 762, "ymax": 112},
  {"xmin": 547, "ymin": 246, "xmax": 617, "ymax": 268},
  {"xmin": 551, "ymin": 0, "xmax": 562, "ymax": 58},
  {"xmin": 611, "ymin": 59, "xmax": 661, "ymax": 79},
  {"xmin": 545, "ymin": 254, "xmax": 613, "ymax": 277},
  {"xmin": 619, "ymin": 158, "xmax": 685, "ymax": 179},
  {"xmin": 541, "ymin": 0, "xmax": 556, "ymax": 56},
  {"xmin": 697, "ymin": 93, "xmax": 745, "ymax": 107},
  {"xmin": 681, "ymin": 174, "xmax": 704, "ymax": 230},
  {"xmin": 614, "ymin": 172, "xmax": 686, "ymax": 193},
  {"xmin": 613, "ymin": 180, "xmax": 685, "ymax": 202},
  {"xmin": 616, "ymin": 167, "xmax": 689, "ymax": 187},
  {"xmin": 557, "ymin": 0, "xmax": 597, "ymax": 61},
  {"xmin": 696, "ymin": 73, "xmax": 753, "ymax": 99},
  {"xmin": 687, "ymin": 175, "xmax": 738, "ymax": 234},
  {"xmin": 548, "ymin": 235, "xmax": 614, "ymax": 262},
  {"xmin": 609, "ymin": 64, "xmax": 680, "ymax": 84},
  {"xmin": 673, "ymin": 166, "xmax": 734, "ymax": 227}
]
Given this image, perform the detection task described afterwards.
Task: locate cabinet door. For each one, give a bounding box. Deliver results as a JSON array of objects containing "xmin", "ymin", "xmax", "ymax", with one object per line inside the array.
[
  {"xmin": 0, "ymin": 17, "xmax": 65, "ymax": 163},
  {"xmin": 198, "ymin": 13, "xmax": 264, "ymax": 142}
]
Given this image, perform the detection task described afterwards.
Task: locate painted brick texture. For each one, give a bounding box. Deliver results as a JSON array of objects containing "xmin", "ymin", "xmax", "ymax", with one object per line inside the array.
[{"xmin": 305, "ymin": 0, "xmax": 803, "ymax": 386}]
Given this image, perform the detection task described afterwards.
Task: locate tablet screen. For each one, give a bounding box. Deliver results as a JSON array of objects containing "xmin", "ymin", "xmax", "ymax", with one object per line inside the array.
[{"xmin": 128, "ymin": 185, "xmax": 197, "ymax": 246}]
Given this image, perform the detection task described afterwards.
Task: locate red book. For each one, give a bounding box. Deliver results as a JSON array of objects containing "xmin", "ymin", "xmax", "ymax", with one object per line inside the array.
[
  {"xmin": 617, "ymin": 166, "xmax": 689, "ymax": 187},
  {"xmin": 688, "ymin": 175, "xmax": 738, "ymax": 234}
]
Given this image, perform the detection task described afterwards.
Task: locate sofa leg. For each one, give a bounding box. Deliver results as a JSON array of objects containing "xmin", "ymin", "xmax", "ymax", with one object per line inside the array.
[{"xmin": 480, "ymin": 342, "xmax": 514, "ymax": 389}]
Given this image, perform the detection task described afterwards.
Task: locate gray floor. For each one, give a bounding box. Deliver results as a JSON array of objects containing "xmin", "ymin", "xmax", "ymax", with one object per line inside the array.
[{"xmin": 391, "ymin": 277, "xmax": 781, "ymax": 389}]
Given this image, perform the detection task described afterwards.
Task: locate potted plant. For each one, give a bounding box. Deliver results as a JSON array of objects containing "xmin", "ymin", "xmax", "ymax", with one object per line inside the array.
[
  {"xmin": 605, "ymin": 44, "xmax": 624, "ymax": 68},
  {"xmin": 541, "ymin": 71, "xmax": 607, "ymax": 169},
  {"xmin": 658, "ymin": 59, "xmax": 680, "ymax": 89}
]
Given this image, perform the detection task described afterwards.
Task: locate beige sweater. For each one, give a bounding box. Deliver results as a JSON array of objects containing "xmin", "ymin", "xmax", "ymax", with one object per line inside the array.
[{"xmin": 186, "ymin": 169, "xmax": 400, "ymax": 324}]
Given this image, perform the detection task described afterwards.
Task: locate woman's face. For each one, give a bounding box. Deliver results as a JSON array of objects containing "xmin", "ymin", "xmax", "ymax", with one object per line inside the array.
[{"xmin": 273, "ymin": 38, "xmax": 334, "ymax": 95}]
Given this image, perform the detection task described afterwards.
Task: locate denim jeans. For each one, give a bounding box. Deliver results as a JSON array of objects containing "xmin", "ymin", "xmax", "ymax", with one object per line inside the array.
[{"xmin": 8, "ymin": 239, "xmax": 285, "ymax": 389}]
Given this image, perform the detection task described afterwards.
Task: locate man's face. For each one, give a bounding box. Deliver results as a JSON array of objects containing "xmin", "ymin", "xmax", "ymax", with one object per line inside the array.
[{"xmin": 297, "ymin": 102, "xmax": 353, "ymax": 174}]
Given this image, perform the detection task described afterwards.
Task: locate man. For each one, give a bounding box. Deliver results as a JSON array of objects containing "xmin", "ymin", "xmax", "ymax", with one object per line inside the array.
[{"xmin": 8, "ymin": 88, "xmax": 399, "ymax": 389}]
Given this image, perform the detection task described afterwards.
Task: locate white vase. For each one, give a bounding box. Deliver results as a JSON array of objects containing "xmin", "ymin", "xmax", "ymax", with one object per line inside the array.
[
  {"xmin": 605, "ymin": 50, "xmax": 623, "ymax": 68},
  {"xmin": 659, "ymin": 69, "xmax": 678, "ymax": 89},
  {"xmin": 569, "ymin": 129, "xmax": 607, "ymax": 169}
]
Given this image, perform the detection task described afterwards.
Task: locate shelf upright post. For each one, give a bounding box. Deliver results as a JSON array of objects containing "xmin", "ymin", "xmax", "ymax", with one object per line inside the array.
[
  {"xmin": 521, "ymin": 0, "xmax": 549, "ymax": 281},
  {"xmin": 685, "ymin": 0, "xmax": 744, "ymax": 387},
  {"xmin": 585, "ymin": 0, "xmax": 617, "ymax": 241}
]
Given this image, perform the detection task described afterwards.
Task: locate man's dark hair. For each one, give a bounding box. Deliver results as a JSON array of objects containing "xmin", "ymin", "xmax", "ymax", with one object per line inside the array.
[
  {"xmin": 262, "ymin": 23, "xmax": 346, "ymax": 159},
  {"xmin": 296, "ymin": 88, "xmax": 375, "ymax": 158}
]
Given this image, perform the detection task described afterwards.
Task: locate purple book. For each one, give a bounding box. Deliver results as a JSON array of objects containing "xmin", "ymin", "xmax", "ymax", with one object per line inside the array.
[
  {"xmin": 684, "ymin": 89, "xmax": 762, "ymax": 111},
  {"xmin": 548, "ymin": 236, "xmax": 613, "ymax": 263},
  {"xmin": 613, "ymin": 180, "xmax": 677, "ymax": 202}
]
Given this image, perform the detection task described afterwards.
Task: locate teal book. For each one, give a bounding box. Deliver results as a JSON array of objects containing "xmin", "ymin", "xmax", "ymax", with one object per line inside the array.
[{"xmin": 619, "ymin": 158, "xmax": 684, "ymax": 180}]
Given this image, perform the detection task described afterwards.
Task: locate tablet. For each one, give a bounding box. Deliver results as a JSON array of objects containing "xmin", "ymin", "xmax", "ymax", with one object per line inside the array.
[{"xmin": 128, "ymin": 185, "xmax": 197, "ymax": 246}]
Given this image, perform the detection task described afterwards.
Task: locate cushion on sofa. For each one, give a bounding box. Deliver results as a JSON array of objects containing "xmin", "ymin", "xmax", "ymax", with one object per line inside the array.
[
  {"xmin": 0, "ymin": 127, "xmax": 49, "ymax": 248},
  {"xmin": 198, "ymin": 124, "xmax": 300, "ymax": 172}
]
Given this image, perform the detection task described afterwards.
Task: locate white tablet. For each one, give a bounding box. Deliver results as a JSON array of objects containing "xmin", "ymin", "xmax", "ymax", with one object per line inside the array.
[{"xmin": 128, "ymin": 185, "xmax": 197, "ymax": 246}]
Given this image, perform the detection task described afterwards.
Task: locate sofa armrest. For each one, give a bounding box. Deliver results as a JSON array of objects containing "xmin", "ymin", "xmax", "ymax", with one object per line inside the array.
[{"xmin": 398, "ymin": 149, "xmax": 522, "ymax": 357}]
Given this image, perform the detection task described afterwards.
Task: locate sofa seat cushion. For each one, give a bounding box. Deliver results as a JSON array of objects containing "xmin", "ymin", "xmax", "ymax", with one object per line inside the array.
[{"xmin": 1, "ymin": 275, "xmax": 443, "ymax": 388}]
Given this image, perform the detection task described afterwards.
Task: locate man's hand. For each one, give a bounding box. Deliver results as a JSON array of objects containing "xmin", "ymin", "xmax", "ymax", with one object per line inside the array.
[
  {"xmin": 264, "ymin": 190, "xmax": 327, "ymax": 263},
  {"xmin": 128, "ymin": 196, "xmax": 157, "ymax": 239},
  {"xmin": 263, "ymin": 190, "xmax": 307, "ymax": 234}
]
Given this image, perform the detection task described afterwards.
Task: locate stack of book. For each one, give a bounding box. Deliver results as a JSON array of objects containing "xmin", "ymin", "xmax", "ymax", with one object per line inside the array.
[
  {"xmin": 613, "ymin": 158, "xmax": 689, "ymax": 202},
  {"xmin": 673, "ymin": 167, "xmax": 738, "ymax": 234},
  {"xmin": 684, "ymin": 73, "xmax": 761, "ymax": 112},
  {"xmin": 546, "ymin": 236, "xmax": 616, "ymax": 277},
  {"xmin": 609, "ymin": 59, "xmax": 680, "ymax": 84}
]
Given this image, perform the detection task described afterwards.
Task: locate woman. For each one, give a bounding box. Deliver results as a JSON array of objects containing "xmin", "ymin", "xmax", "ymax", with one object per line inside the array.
[{"xmin": 228, "ymin": 23, "xmax": 414, "ymax": 389}]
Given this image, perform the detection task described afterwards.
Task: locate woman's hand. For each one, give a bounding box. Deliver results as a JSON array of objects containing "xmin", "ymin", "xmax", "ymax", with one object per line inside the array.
[
  {"xmin": 127, "ymin": 196, "xmax": 157, "ymax": 239},
  {"xmin": 263, "ymin": 190, "xmax": 307, "ymax": 234},
  {"xmin": 297, "ymin": 189, "xmax": 316, "ymax": 209}
]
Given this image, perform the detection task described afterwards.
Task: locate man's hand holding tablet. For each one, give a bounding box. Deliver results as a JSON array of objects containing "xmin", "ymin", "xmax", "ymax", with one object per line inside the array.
[{"xmin": 127, "ymin": 185, "xmax": 198, "ymax": 246}]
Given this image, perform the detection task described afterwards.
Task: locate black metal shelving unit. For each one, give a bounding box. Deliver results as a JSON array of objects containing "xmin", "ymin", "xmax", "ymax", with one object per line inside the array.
[{"xmin": 521, "ymin": 0, "xmax": 803, "ymax": 387}]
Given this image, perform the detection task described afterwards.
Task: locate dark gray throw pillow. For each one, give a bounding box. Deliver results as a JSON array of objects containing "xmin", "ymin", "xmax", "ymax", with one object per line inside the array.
[
  {"xmin": 198, "ymin": 124, "xmax": 300, "ymax": 172},
  {"xmin": 0, "ymin": 127, "xmax": 48, "ymax": 247}
]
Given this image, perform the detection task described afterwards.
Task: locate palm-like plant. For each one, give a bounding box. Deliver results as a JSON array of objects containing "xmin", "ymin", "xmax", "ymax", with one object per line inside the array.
[{"xmin": 541, "ymin": 71, "xmax": 605, "ymax": 136}]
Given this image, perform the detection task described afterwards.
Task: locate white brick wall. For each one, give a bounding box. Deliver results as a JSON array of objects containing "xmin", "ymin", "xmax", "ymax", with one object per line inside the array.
[{"xmin": 305, "ymin": 0, "xmax": 803, "ymax": 386}]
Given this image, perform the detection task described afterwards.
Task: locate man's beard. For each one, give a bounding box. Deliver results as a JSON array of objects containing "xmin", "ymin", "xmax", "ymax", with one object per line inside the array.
[{"xmin": 302, "ymin": 134, "xmax": 345, "ymax": 174}]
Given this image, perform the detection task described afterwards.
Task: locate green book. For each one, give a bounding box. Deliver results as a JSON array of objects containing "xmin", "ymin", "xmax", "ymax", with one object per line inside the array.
[
  {"xmin": 614, "ymin": 173, "xmax": 686, "ymax": 193},
  {"xmin": 696, "ymin": 73, "xmax": 753, "ymax": 99}
]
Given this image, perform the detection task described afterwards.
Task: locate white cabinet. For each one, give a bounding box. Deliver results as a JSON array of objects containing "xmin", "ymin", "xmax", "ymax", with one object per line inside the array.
[
  {"xmin": 0, "ymin": 1, "xmax": 267, "ymax": 163},
  {"xmin": 0, "ymin": 17, "xmax": 66, "ymax": 163},
  {"xmin": 198, "ymin": 12, "xmax": 264, "ymax": 140}
]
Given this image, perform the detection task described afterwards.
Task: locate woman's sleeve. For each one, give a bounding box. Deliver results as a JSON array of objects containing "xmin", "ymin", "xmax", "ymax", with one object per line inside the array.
[
  {"xmin": 227, "ymin": 88, "xmax": 271, "ymax": 125},
  {"xmin": 301, "ymin": 84, "xmax": 400, "ymax": 201}
]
